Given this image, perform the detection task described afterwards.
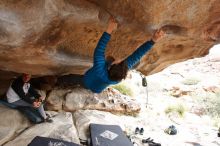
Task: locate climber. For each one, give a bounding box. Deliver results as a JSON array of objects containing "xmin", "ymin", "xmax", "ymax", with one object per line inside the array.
[
  {"xmin": 57, "ymin": 16, "xmax": 165, "ymax": 93},
  {"xmin": 6, "ymin": 73, "xmax": 53, "ymax": 123}
]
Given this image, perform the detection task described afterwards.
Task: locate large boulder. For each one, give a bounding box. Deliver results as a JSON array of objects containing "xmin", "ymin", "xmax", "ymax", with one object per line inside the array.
[
  {"xmin": 46, "ymin": 87, "xmax": 141, "ymax": 114},
  {"xmin": 0, "ymin": 104, "xmax": 30, "ymax": 146},
  {"xmin": 4, "ymin": 112, "xmax": 80, "ymax": 146},
  {"xmin": 0, "ymin": 0, "xmax": 219, "ymax": 76}
]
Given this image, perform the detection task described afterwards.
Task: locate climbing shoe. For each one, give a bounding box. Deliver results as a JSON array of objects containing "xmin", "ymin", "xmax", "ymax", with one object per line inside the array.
[
  {"xmin": 140, "ymin": 128, "xmax": 144, "ymax": 135},
  {"xmin": 135, "ymin": 127, "xmax": 140, "ymax": 134},
  {"xmin": 164, "ymin": 125, "xmax": 177, "ymax": 135}
]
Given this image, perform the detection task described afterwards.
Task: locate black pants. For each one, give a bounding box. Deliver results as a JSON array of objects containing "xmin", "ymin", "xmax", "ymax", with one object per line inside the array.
[{"xmin": 56, "ymin": 74, "xmax": 85, "ymax": 88}]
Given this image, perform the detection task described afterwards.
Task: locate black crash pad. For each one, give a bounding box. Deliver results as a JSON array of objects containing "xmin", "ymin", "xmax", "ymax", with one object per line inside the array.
[
  {"xmin": 28, "ymin": 136, "xmax": 79, "ymax": 146},
  {"xmin": 90, "ymin": 123, "xmax": 133, "ymax": 146}
]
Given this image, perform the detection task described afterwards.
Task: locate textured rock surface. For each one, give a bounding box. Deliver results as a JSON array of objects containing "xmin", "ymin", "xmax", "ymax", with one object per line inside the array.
[
  {"xmin": 0, "ymin": 0, "xmax": 219, "ymax": 76},
  {"xmin": 0, "ymin": 105, "xmax": 30, "ymax": 146},
  {"xmin": 4, "ymin": 112, "xmax": 80, "ymax": 146},
  {"xmin": 46, "ymin": 87, "xmax": 140, "ymax": 114},
  {"xmin": 0, "ymin": 71, "xmax": 19, "ymax": 96}
]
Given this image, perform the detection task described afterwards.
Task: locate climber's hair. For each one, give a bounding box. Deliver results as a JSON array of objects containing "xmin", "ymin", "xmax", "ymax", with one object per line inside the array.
[{"xmin": 108, "ymin": 61, "xmax": 128, "ymax": 81}]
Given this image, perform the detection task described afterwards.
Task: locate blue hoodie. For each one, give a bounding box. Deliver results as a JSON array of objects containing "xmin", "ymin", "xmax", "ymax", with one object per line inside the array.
[{"xmin": 83, "ymin": 32, "xmax": 154, "ymax": 93}]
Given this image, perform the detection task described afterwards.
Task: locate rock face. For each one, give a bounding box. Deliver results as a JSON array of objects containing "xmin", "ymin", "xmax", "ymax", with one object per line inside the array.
[
  {"xmin": 0, "ymin": 0, "xmax": 219, "ymax": 76},
  {"xmin": 46, "ymin": 87, "xmax": 140, "ymax": 114},
  {"xmin": 0, "ymin": 104, "xmax": 30, "ymax": 146},
  {"xmin": 3, "ymin": 112, "xmax": 80, "ymax": 146}
]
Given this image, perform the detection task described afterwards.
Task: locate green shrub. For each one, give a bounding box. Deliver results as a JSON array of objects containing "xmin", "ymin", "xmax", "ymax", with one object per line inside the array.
[
  {"xmin": 112, "ymin": 84, "xmax": 133, "ymax": 96},
  {"xmin": 212, "ymin": 116, "xmax": 220, "ymax": 127},
  {"xmin": 182, "ymin": 78, "xmax": 200, "ymax": 85},
  {"xmin": 191, "ymin": 91, "xmax": 220, "ymax": 127},
  {"xmin": 193, "ymin": 92, "xmax": 220, "ymax": 118},
  {"xmin": 165, "ymin": 104, "xmax": 186, "ymax": 117}
]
